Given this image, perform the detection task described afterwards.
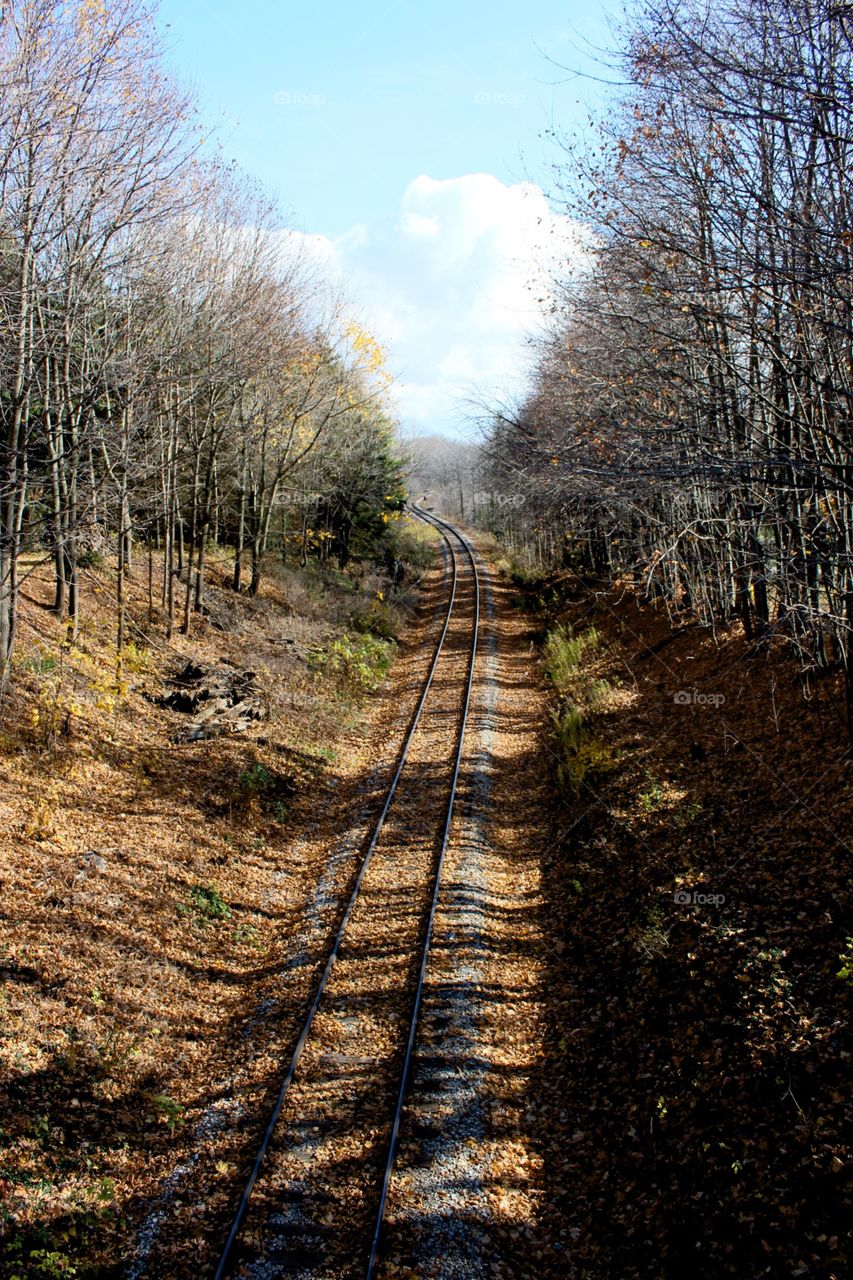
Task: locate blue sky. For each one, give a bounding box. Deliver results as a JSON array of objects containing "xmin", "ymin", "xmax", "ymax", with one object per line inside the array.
[{"xmin": 157, "ymin": 0, "xmax": 617, "ymax": 436}]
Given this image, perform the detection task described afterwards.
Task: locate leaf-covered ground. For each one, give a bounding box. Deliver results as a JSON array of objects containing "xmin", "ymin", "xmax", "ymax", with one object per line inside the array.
[
  {"xmin": 532, "ymin": 575, "xmax": 852, "ymax": 1279},
  {"xmin": 3, "ymin": 541, "xmax": 851, "ymax": 1280},
  {"xmin": 0, "ymin": 539, "xmax": 431, "ymax": 1279}
]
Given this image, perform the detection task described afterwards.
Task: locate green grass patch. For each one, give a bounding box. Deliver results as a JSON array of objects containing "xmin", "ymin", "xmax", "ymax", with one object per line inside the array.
[
  {"xmin": 550, "ymin": 702, "xmax": 619, "ymax": 798},
  {"xmin": 543, "ymin": 624, "xmax": 618, "ymax": 798},
  {"xmin": 543, "ymin": 624, "xmax": 600, "ymax": 692}
]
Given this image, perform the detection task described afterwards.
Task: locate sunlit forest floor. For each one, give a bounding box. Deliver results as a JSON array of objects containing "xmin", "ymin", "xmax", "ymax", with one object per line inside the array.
[{"xmin": 0, "ymin": 537, "xmax": 430, "ymax": 1277}]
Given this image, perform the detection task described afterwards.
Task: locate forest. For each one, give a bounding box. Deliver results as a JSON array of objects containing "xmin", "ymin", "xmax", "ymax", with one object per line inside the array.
[
  {"xmin": 0, "ymin": 0, "xmax": 405, "ymax": 691},
  {"xmin": 1, "ymin": 1, "xmax": 851, "ymax": 1277},
  {"xmin": 482, "ymin": 0, "xmax": 853, "ymax": 734},
  {"xmin": 472, "ymin": 8, "xmax": 853, "ymax": 1271}
]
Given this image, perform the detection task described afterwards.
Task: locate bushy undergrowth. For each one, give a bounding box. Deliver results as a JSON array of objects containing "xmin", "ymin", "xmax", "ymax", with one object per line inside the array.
[
  {"xmin": 309, "ymin": 630, "xmax": 396, "ymax": 696},
  {"xmin": 494, "ymin": 550, "xmax": 548, "ymax": 589},
  {"xmin": 543, "ymin": 624, "xmax": 600, "ymax": 693},
  {"xmin": 350, "ymin": 595, "xmax": 403, "ymax": 641},
  {"xmin": 543, "ymin": 623, "xmax": 620, "ymax": 798},
  {"xmin": 384, "ymin": 519, "xmax": 436, "ymax": 572},
  {"xmin": 550, "ymin": 703, "xmax": 620, "ymax": 797}
]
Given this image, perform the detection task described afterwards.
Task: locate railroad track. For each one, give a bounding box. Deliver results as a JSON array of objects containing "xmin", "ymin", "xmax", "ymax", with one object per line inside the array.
[{"xmin": 213, "ymin": 506, "xmax": 481, "ymax": 1279}]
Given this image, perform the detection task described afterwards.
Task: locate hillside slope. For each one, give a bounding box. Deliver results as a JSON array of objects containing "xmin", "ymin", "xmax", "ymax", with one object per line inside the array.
[
  {"xmin": 531, "ymin": 575, "xmax": 852, "ymax": 1279},
  {"xmin": 0, "ymin": 531, "xmax": 432, "ymax": 1277}
]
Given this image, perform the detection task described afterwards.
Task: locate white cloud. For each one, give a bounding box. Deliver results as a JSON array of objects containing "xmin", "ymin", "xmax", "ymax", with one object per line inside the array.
[
  {"xmin": 283, "ymin": 173, "xmax": 586, "ymax": 437},
  {"xmin": 400, "ymin": 211, "xmax": 441, "ymax": 239}
]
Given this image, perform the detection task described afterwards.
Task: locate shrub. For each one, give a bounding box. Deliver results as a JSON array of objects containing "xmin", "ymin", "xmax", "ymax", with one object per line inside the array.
[
  {"xmin": 550, "ymin": 702, "xmax": 619, "ymax": 798},
  {"xmin": 837, "ymin": 938, "xmax": 853, "ymax": 987},
  {"xmin": 151, "ymin": 1094, "xmax": 185, "ymax": 1134},
  {"xmin": 543, "ymin": 625, "xmax": 599, "ymax": 692},
  {"xmin": 495, "ymin": 550, "xmax": 547, "ymax": 588},
  {"xmin": 588, "ymin": 677, "xmax": 615, "ymax": 708},
  {"xmin": 10, "ymin": 1249, "xmax": 78, "ymax": 1278},
  {"xmin": 76, "ymin": 546, "xmax": 103, "ymax": 570},
  {"xmin": 236, "ymin": 762, "xmax": 295, "ymax": 818},
  {"xmin": 640, "ymin": 775, "xmax": 665, "ymax": 812},
  {"xmin": 180, "ymin": 883, "xmax": 231, "ymax": 924},
  {"xmin": 238, "ymin": 762, "xmax": 273, "ymax": 799},
  {"xmin": 309, "ymin": 631, "xmax": 395, "ymax": 695},
  {"xmin": 386, "ymin": 521, "xmax": 435, "ymax": 572},
  {"xmin": 350, "ymin": 595, "xmax": 402, "ymax": 641},
  {"xmin": 121, "ymin": 641, "xmax": 152, "ymax": 674}
]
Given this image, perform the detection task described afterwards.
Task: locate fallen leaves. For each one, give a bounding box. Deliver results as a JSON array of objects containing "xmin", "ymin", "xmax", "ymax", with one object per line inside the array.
[{"xmin": 533, "ymin": 577, "xmax": 852, "ymax": 1277}]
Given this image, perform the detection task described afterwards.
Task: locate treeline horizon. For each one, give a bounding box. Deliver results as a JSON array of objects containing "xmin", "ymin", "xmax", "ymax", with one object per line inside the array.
[
  {"xmin": 0, "ymin": 0, "xmax": 405, "ymax": 687},
  {"xmin": 483, "ymin": 0, "xmax": 853, "ymax": 727}
]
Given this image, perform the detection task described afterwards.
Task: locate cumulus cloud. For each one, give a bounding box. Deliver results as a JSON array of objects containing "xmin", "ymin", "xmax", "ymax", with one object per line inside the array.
[{"xmin": 283, "ymin": 173, "xmax": 586, "ymax": 437}]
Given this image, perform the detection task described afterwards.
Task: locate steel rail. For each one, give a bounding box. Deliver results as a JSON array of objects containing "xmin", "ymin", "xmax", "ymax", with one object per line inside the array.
[{"xmin": 213, "ymin": 508, "xmax": 478, "ymax": 1280}]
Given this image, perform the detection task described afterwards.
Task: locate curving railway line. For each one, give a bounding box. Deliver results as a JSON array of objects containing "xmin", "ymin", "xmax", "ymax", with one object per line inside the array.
[{"xmin": 212, "ymin": 506, "xmax": 481, "ymax": 1279}]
